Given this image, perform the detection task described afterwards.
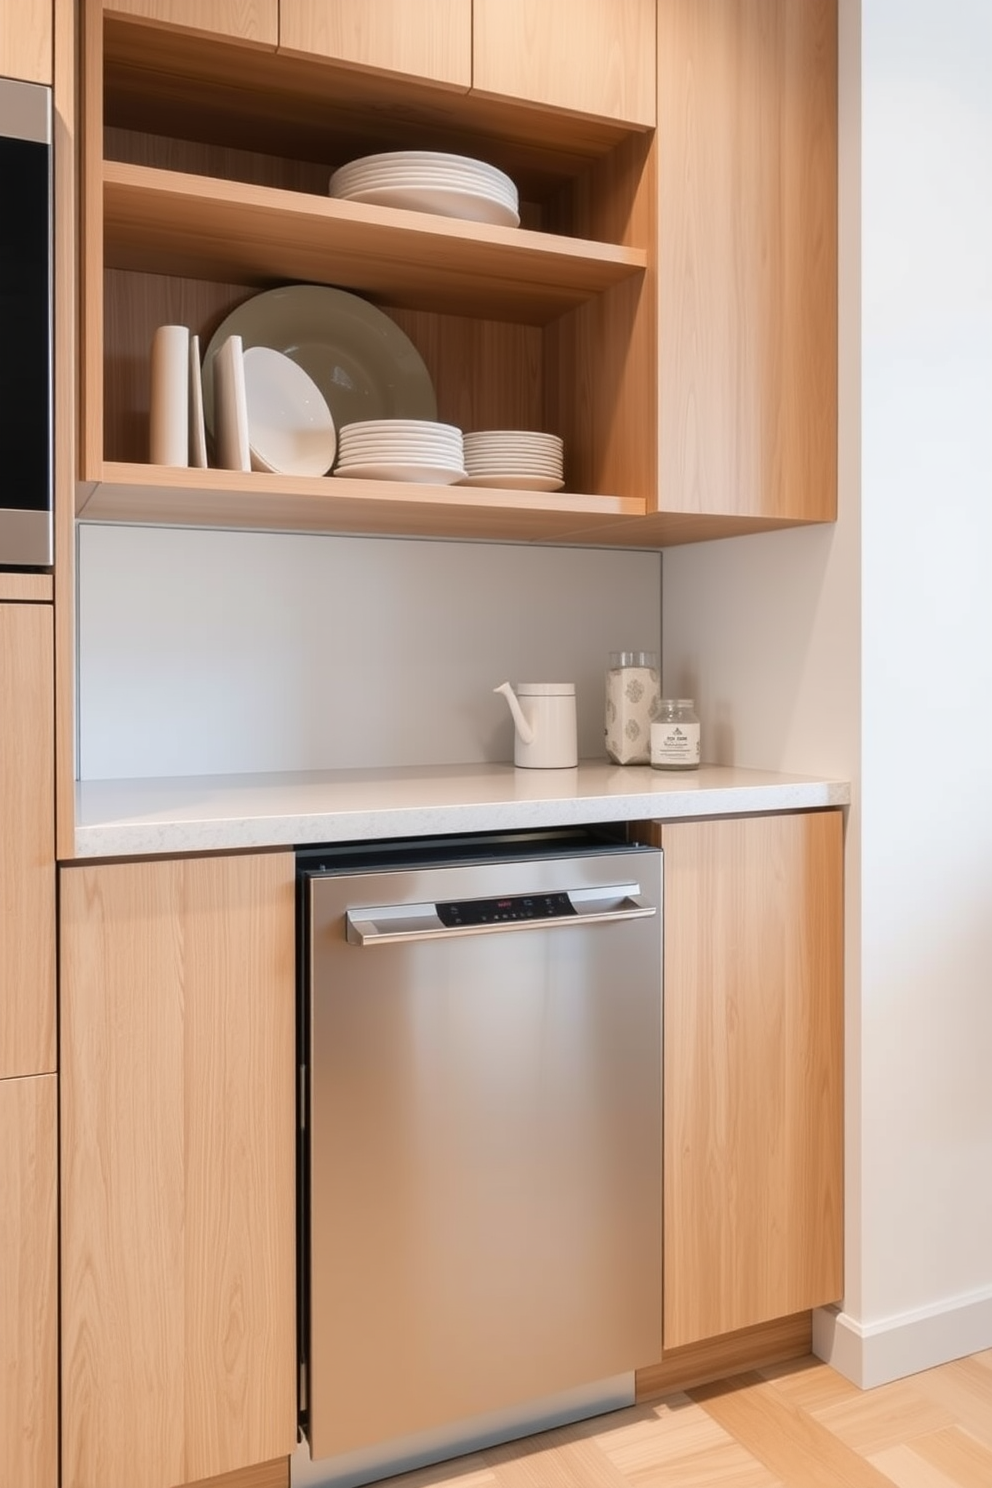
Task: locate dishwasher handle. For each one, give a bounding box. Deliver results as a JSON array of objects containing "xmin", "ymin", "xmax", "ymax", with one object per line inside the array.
[{"xmin": 345, "ymin": 884, "xmax": 656, "ymax": 947}]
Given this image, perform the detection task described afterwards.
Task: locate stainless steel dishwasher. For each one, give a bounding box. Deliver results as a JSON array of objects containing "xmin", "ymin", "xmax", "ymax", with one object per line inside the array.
[{"xmin": 296, "ymin": 827, "xmax": 662, "ymax": 1488}]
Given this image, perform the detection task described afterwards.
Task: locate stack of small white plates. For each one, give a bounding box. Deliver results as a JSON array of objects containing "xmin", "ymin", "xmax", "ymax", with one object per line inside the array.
[
  {"xmin": 334, "ymin": 419, "xmax": 466, "ymax": 484},
  {"xmin": 461, "ymin": 431, "xmax": 565, "ymax": 491},
  {"xmin": 329, "ymin": 151, "xmax": 520, "ymax": 229}
]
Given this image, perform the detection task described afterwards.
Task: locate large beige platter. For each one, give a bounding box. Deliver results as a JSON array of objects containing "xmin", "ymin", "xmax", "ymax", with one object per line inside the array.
[{"xmin": 201, "ymin": 285, "xmax": 437, "ymax": 442}]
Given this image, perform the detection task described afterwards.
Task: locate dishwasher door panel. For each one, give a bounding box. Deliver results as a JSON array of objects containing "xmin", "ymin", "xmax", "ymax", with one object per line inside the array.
[{"xmin": 306, "ymin": 850, "xmax": 662, "ymax": 1461}]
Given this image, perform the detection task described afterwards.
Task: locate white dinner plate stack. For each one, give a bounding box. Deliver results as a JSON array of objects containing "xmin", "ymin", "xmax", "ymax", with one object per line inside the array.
[
  {"xmin": 329, "ymin": 150, "xmax": 520, "ymax": 228},
  {"xmin": 461, "ymin": 430, "xmax": 565, "ymax": 491},
  {"xmin": 334, "ymin": 419, "xmax": 466, "ymax": 484}
]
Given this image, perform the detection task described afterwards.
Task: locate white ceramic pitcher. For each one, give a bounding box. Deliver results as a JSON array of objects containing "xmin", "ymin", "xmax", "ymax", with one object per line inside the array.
[{"xmin": 494, "ymin": 681, "xmax": 578, "ymax": 768}]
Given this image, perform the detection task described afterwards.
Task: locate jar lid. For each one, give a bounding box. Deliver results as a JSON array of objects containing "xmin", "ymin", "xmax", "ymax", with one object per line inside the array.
[
  {"xmin": 660, "ymin": 698, "xmax": 695, "ymax": 707},
  {"xmin": 514, "ymin": 682, "xmax": 575, "ymax": 696}
]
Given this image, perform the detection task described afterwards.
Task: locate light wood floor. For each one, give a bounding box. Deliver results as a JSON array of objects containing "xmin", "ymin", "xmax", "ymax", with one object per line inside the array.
[{"xmin": 381, "ymin": 1350, "xmax": 992, "ymax": 1488}]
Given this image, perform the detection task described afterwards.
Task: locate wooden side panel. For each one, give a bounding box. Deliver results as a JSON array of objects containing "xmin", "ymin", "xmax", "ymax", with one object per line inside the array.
[
  {"xmin": 473, "ymin": 0, "xmax": 656, "ymax": 127},
  {"xmin": 103, "ymin": 1, "xmax": 278, "ymax": 48},
  {"xmin": 657, "ymin": 0, "xmax": 838, "ymax": 521},
  {"xmin": 0, "ymin": 603, "xmax": 56, "ymax": 1079},
  {"xmin": 660, "ymin": 811, "xmax": 843, "ymax": 1348},
  {"xmin": 54, "ymin": 0, "xmax": 80, "ymax": 858},
  {"xmin": 0, "ymin": 0, "xmax": 52, "ymax": 84},
  {"xmin": 279, "ymin": 0, "xmax": 471, "ymax": 90},
  {"xmin": 0, "ymin": 1074, "xmax": 58, "ymax": 1488},
  {"xmin": 636, "ymin": 1311, "xmax": 812, "ymax": 1402},
  {"xmin": 60, "ymin": 852, "xmax": 298, "ymax": 1488}
]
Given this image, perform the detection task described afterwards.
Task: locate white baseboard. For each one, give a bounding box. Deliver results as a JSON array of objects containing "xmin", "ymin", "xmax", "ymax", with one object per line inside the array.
[{"xmin": 813, "ymin": 1288, "xmax": 992, "ymax": 1388}]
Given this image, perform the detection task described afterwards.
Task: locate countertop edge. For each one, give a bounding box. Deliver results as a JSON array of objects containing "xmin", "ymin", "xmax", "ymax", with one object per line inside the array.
[{"xmin": 72, "ymin": 766, "xmax": 851, "ymax": 860}]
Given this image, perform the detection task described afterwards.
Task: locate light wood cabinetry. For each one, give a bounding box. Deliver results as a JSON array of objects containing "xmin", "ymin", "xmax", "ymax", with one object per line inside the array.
[
  {"xmin": 0, "ymin": 0, "xmax": 52, "ymax": 84},
  {"xmin": 473, "ymin": 0, "xmax": 656, "ymax": 126},
  {"xmin": 77, "ymin": 1, "xmax": 837, "ymax": 549},
  {"xmin": 104, "ymin": 0, "xmax": 277, "ymax": 48},
  {"xmin": 279, "ymin": 0, "xmax": 472, "ymax": 91},
  {"xmin": 60, "ymin": 851, "xmax": 297, "ymax": 1488},
  {"xmin": 655, "ymin": 810, "xmax": 843, "ymax": 1349},
  {"xmin": 0, "ymin": 1073, "xmax": 58, "ymax": 1488},
  {"xmin": 655, "ymin": 0, "xmax": 837, "ymax": 528},
  {"xmin": 0, "ymin": 602, "xmax": 56, "ymax": 1080}
]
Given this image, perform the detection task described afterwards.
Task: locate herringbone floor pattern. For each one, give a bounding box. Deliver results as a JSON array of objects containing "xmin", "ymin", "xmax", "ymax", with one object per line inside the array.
[{"xmin": 383, "ymin": 1350, "xmax": 992, "ymax": 1488}]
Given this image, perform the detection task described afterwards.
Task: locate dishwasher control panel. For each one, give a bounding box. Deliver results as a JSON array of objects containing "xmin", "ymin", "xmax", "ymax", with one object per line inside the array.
[{"xmin": 436, "ymin": 891, "xmax": 576, "ymax": 928}]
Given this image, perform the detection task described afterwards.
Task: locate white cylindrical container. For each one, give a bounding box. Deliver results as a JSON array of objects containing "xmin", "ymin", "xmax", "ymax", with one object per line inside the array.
[
  {"xmin": 650, "ymin": 699, "xmax": 701, "ymax": 771},
  {"xmin": 605, "ymin": 650, "xmax": 660, "ymax": 764},
  {"xmin": 508, "ymin": 682, "xmax": 578, "ymax": 768},
  {"xmin": 149, "ymin": 324, "xmax": 190, "ymax": 467}
]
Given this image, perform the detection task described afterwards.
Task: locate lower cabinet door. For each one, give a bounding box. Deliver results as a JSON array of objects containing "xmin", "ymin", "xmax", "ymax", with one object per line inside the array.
[
  {"xmin": 60, "ymin": 852, "xmax": 297, "ymax": 1488},
  {"xmin": 659, "ymin": 810, "xmax": 844, "ymax": 1348},
  {"xmin": 0, "ymin": 1073, "xmax": 58, "ymax": 1488}
]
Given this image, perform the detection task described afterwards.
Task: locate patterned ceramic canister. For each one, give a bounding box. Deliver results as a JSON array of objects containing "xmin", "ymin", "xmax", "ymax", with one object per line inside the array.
[{"xmin": 605, "ymin": 651, "xmax": 661, "ymax": 764}]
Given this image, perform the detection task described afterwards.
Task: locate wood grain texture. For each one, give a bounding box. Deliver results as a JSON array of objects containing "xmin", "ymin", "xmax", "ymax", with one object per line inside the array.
[
  {"xmin": 368, "ymin": 1350, "xmax": 992, "ymax": 1488},
  {"xmin": 101, "ymin": 161, "xmax": 645, "ymax": 322},
  {"xmin": 104, "ymin": 0, "xmax": 277, "ymax": 48},
  {"xmin": 54, "ymin": 0, "xmax": 80, "ymax": 859},
  {"xmin": 79, "ymin": 0, "xmax": 106, "ymax": 482},
  {"xmin": 0, "ymin": 0, "xmax": 52, "ymax": 83},
  {"xmin": 659, "ymin": 811, "xmax": 844, "ymax": 1347},
  {"xmin": 0, "ymin": 1074, "xmax": 58, "ymax": 1488},
  {"xmin": 473, "ymin": 0, "xmax": 656, "ymax": 127},
  {"xmin": 657, "ymin": 0, "xmax": 838, "ymax": 521},
  {"xmin": 0, "ymin": 574, "xmax": 52, "ymax": 601},
  {"xmin": 60, "ymin": 852, "xmax": 297, "ymax": 1488},
  {"xmin": 0, "ymin": 603, "xmax": 56, "ymax": 1079},
  {"xmin": 636, "ymin": 1312, "xmax": 812, "ymax": 1402},
  {"xmin": 692, "ymin": 1372, "xmax": 895, "ymax": 1488},
  {"xmin": 186, "ymin": 1460, "xmax": 288, "ymax": 1488},
  {"xmin": 279, "ymin": 0, "xmax": 471, "ymax": 90}
]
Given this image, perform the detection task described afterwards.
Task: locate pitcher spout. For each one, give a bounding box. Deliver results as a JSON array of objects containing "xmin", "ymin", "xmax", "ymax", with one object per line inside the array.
[{"xmin": 494, "ymin": 681, "xmax": 535, "ymax": 745}]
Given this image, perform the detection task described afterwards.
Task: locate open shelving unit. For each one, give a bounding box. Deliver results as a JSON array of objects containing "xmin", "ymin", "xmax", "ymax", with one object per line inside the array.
[{"xmin": 78, "ymin": 8, "xmax": 659, "ymax": 544}]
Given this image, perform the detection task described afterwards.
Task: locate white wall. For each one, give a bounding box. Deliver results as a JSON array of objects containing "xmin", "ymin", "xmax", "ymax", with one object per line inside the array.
[
  {"xmin": 664, "ymin": 0, "xmax": 992, "ymax": 1386},
  {"xmin": 77, "ymin": 525, "xmax": 661, "ymax": 778}
]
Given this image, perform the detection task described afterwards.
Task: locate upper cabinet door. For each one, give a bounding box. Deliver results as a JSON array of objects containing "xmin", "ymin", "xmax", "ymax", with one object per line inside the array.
[
  {"xmin": 657, "ymin": 0, "xmax": 838, "ymax": 522},
  {"xmin": 279, "ymin": 0, "xmax": 471, "ymax": 89},
  {"xmin": 472, "ymin": 0, "xmax": 656, "ymax": 127},
  {"xmin": 103, "ymin": 0, "xmax": 278, "ymax": 47},
  {"xmin": 0, "ymin": 0, "xmax": 52, "ymax": 83},
  {"xmin": 0, "ymin": 603, "xmax": 55, "ymax": 1080}
]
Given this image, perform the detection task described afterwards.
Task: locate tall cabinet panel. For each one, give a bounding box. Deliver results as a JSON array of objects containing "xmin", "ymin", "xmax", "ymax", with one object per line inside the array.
[
  {"xmin": 0, "ymin": 1073, "xmax": 58, "ymax": 1488},
  {"xmin": 0, "ymin": 0, "xmax": 52, "ymax": 83},
  {"xmin": 279, "ymin": 0, "xmax": 472, "ymax": 89},
  {"xmin": 60, "ymin": 851, "xmax": 297, "ymax": 1488},
  {"xmin": 659, "ymin": 810, "xmax": 844, "ymax": 1348},
  {"xmin": 0, "ymin": 601, "xmax": 55, "ymax": 1080},
  {"xmin": 657, "ymin": 0, "xmax": 837, "ymax": 523}
]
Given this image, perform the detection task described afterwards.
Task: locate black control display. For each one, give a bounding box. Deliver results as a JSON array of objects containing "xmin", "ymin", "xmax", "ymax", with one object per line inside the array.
[{"xmin": 436, "ymin": 892, "xmax": 576, "ymax": 928}]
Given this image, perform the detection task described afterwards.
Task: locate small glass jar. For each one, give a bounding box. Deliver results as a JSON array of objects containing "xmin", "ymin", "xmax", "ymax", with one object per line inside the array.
[
  {"xmin": 605, "ymin": 651, "xmax": 660, "ymax": 765},
  {"xmin": 650, "ymin": 699, "xmax": 701, "ymax": 771}
]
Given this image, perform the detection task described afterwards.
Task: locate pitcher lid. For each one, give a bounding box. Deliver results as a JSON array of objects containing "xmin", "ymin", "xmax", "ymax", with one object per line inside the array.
[{"xmin": 514, "ymin": 682, "xmax": 575, "ymax": 696}]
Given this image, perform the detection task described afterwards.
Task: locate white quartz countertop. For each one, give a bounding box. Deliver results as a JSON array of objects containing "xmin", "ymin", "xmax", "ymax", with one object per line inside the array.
[{"xmin": 73, "ymin": 761, "xmax": 851, "ymax": 859}]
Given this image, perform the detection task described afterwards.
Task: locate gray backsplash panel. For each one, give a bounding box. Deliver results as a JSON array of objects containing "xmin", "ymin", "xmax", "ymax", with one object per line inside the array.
[{"xmin": 78, "ymin": 524, "xmax": 662, "ymax": 779}]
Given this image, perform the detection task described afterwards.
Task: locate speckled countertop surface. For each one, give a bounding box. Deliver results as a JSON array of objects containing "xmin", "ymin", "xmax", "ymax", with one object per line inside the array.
[{"xmin": 73, "ymin": 761, "xmax": 851, "ymax": 859}]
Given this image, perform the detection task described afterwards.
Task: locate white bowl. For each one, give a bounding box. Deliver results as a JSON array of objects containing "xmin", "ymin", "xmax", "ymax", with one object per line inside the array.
[{"xmin": 242, "ymin": 345, "xmax": 337, "ymax": 477}]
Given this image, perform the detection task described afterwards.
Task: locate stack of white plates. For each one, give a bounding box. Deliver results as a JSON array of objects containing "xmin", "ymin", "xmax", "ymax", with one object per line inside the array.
[
  {"xmin": 461, "ymin": 431, "xmax": 565, "ymax": 491},
  {"xmin": 329, "ymin": 151, "xmax": 520, "ymax": 229},
  {"xmin": 334, "ymin": 419, "xmax": 466, "ymax": 484}
]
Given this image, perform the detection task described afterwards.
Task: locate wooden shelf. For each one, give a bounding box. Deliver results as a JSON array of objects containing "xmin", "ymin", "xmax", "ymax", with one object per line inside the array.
[
  {"xmin": 76, "ymin": 463, "xmax": 646, "ymax": 544},
  {"xmin": 103, "ymin": 163, "xmax": 647, "ymax": 324}
]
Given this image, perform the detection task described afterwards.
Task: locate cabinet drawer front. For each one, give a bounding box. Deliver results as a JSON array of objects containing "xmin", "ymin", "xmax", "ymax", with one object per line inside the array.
[
  {"xmin": 104, "ymin": 1, "xmax": 278, "ymax": 47},
  {"xmin": 473, "ymin": 0, "xmax": 656, "ymax": 126}
]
